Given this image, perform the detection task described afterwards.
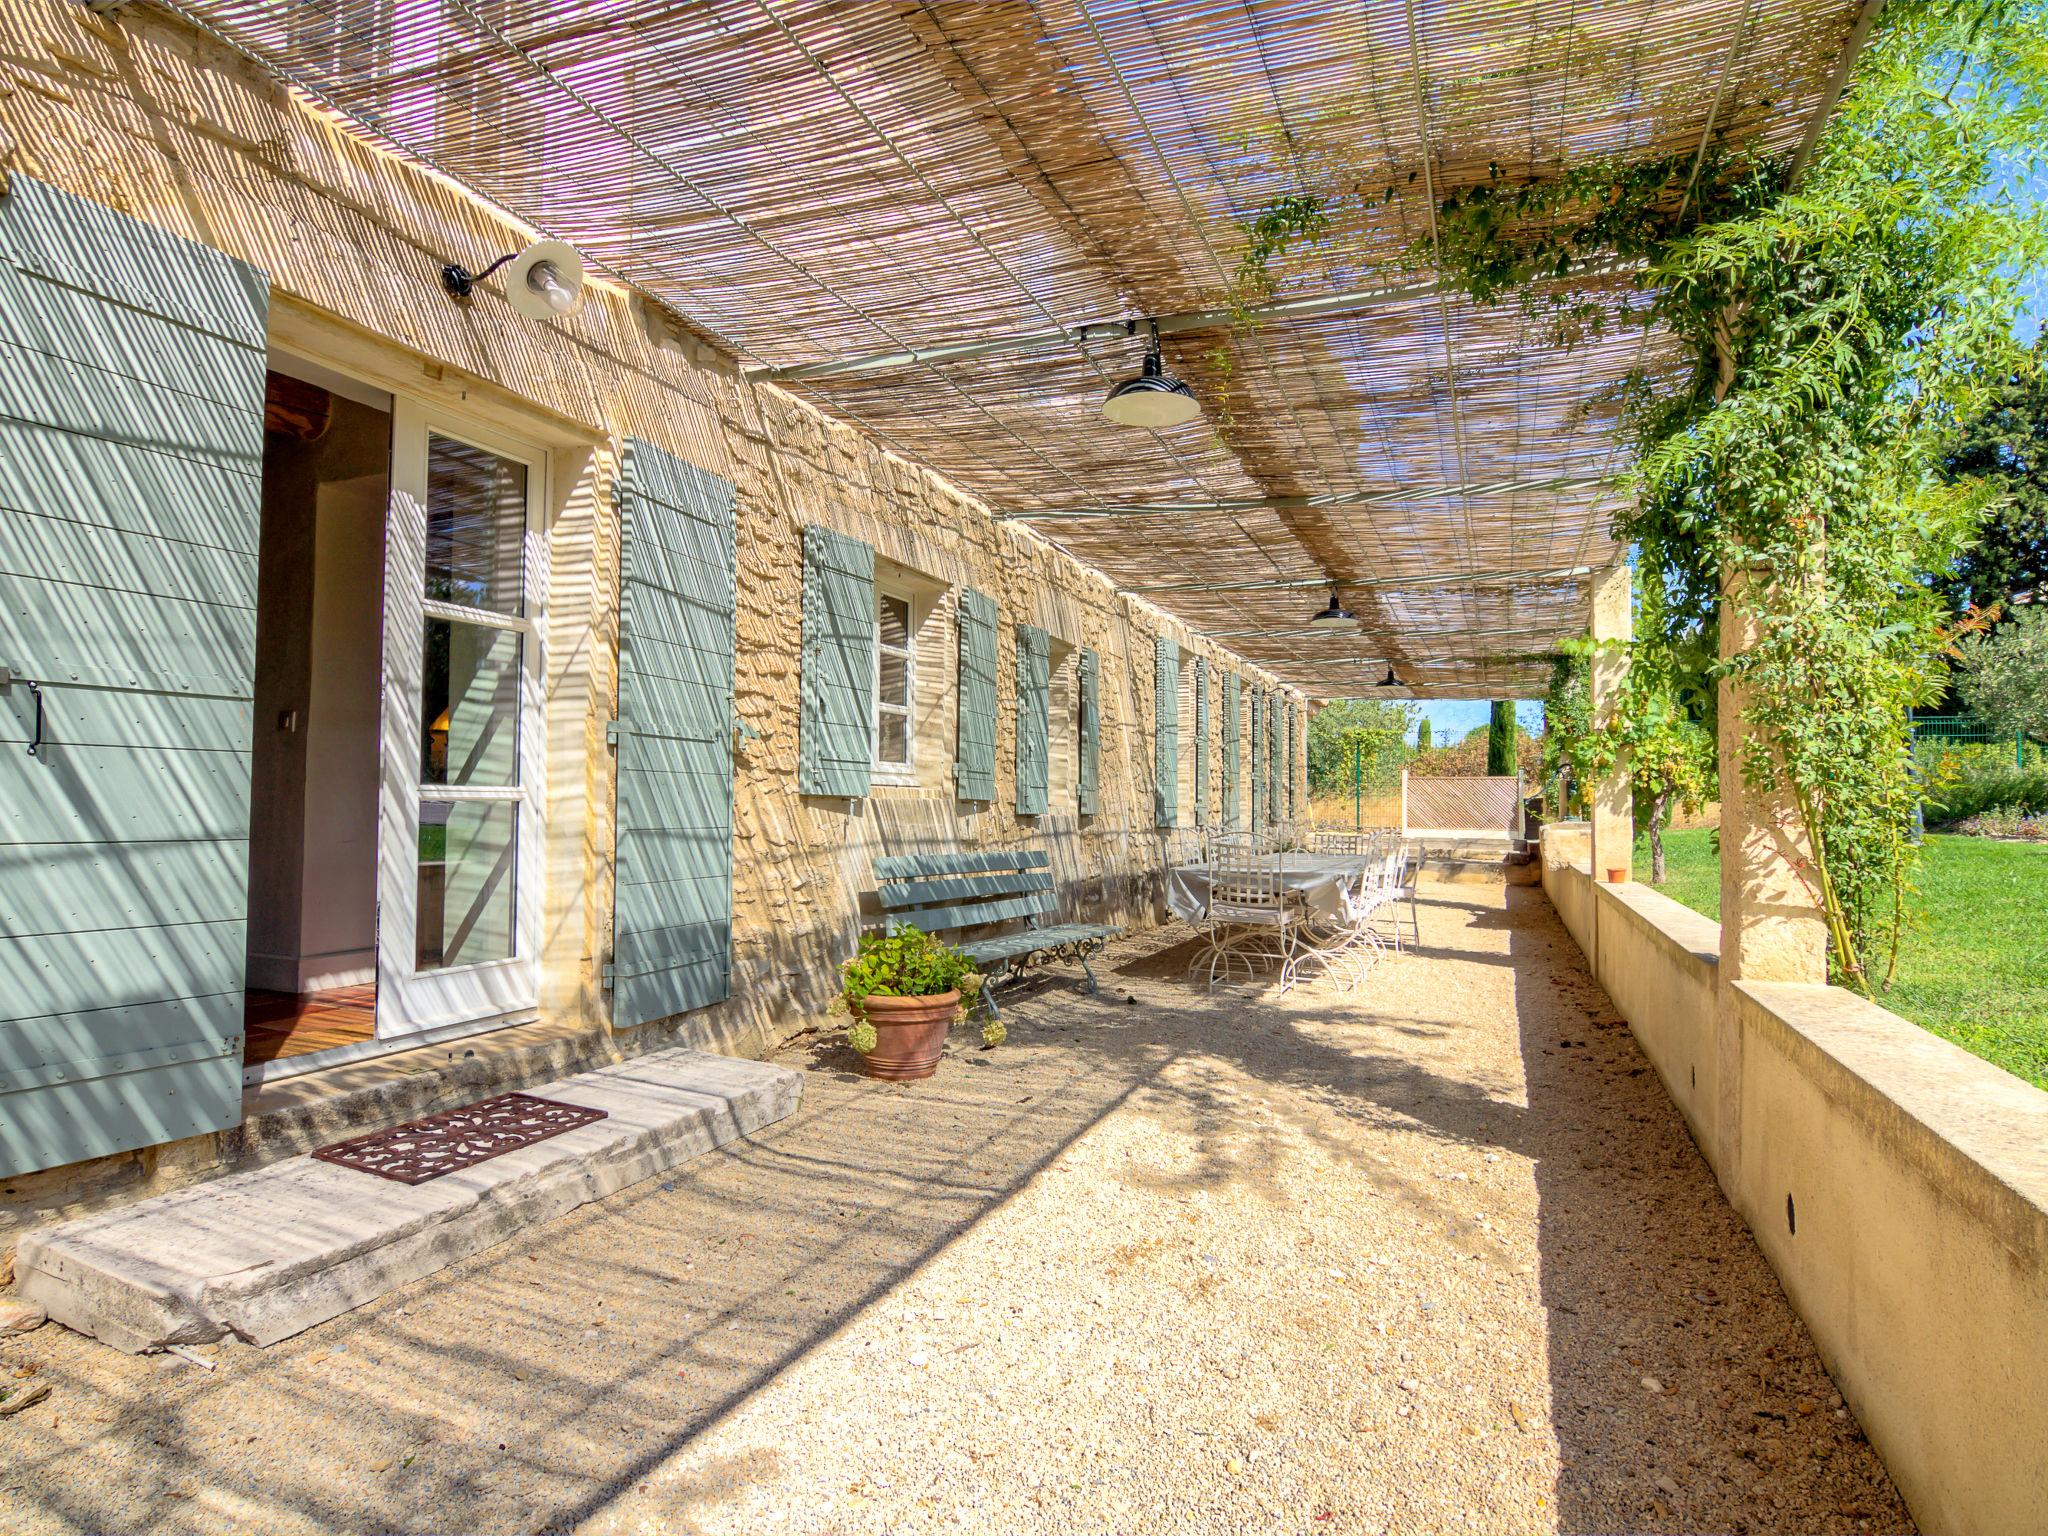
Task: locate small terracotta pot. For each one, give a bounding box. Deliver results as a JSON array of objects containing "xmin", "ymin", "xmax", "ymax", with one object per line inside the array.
[
  {"xmin": 1606, "ymin": 867, "xmax": 1628, "ymax": 884},
  {"xmin": 853, "ymin": 990, "xmax": 960, "ymax": 1080}
]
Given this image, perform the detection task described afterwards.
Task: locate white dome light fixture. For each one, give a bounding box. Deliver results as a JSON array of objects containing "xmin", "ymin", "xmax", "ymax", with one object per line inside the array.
[
  {"xmin": 1306, "ymin": 585, "xmax": 1356, "ymax": 629},
  {"xmin": 442, "ymin": 239, "xmax": 586, "ymax": 321},
  {"xmin": 1102, "ymin": 320, "xmax": 1201, "ymax": 429}
]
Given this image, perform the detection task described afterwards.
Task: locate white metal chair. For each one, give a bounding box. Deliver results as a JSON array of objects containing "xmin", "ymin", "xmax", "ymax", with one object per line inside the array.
[
  {"xmin": 1372, "ymin": 846, "xmax": 1419, "ymax": 953},
  {"xmin": 1202, "ymin": 838, "xmax": 1308, "ymax": 990},
  {"xmin": 1312, "ymin": 828, "xmax": 1367, "ymax": 857},
  {"xmin": 1303, "ymin": 845, "xmax": 1401, "ymax": 990}
]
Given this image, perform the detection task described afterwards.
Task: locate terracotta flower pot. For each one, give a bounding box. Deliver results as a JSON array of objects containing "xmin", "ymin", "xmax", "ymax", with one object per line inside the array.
[
  {"xmin": 1606, "ymin": 867, "xmax": 1628, "ymax": 884},
  {"xmin": 853, "ymin": 990, "xmax": 960, "ymax": 1081}
]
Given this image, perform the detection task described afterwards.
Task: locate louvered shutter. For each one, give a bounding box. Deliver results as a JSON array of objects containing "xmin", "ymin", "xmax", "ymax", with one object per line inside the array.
[
  {"xmin": 1192, "ymin": 657, "xmax": 1209, "ymax": 827},
  {"xmin": 0, "ymin": 178, "xmax": 265, "ymax": 1176},
  {"xmin": 1077, "ymin": 647, "xmax": 1100, "ymax": 815},
  {"xmin": 1015, "ymin": 624, "xmax": 1049, "ymax": 815},
  {"xmin": 799, "ymin": 526, "xmax": 873, "ymax": 797},
  {"xmin": 1221, "ymin": 676, "xmax": 1241, "ymax": 826},
  {"xmin": 955, "ymin": 586, "xmax": 997, "ymax": 801},
  {"xmin": 1267, "ymin": 690, "xmax": 1284, "ymax": 824},
  {"xmin": 612, "ymin": 441, "xmax": 736, "ymax": 1026},
  {"xmin": 1250, "ymin": 687, "xmax": 1266, "ymax": 827},
  {"xmin": 1153, "ymin": 637, "xmax": 1178, "ymax": 827},
  {"xmin": 1286, "ymin": 701, "xmax": 1298, "ymax": 817}
]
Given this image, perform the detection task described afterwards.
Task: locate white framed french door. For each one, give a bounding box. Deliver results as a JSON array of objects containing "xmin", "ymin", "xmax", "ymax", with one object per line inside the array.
[{"xmin": 377, "ymin": 400, "xmax": 548, "ymax": 1038}]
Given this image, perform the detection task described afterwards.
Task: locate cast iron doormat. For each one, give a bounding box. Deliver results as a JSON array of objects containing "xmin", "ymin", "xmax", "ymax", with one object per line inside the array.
[{"xmin": 312, "ymin": 1093, "xmax": 608, "ymax": 1185}]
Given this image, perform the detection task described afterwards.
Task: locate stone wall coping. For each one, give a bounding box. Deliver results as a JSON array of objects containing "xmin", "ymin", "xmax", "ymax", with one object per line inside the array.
[
  {"xmin": 1595, "ymin": 878, "xmax": 1721, "ymax": 972},
  {"xmin": 1736, "ymin": 980, "xmax": 2048, "ymax": 1270},
  {"xmin": 1547, "ymin": 836, "xmax": 2048, "ymax": 1267}
]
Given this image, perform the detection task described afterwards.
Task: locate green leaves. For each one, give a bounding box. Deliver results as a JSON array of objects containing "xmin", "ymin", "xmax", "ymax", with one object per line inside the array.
[
  {"xmin": 1426, "ymin": 0, "xmax": 2048, "ymax": 987},
  {"xmin": 841, "ymin": 926, "xmax": 979, "ymax": 1005},
  {"xmin": 1956, "ymin": 605, "xmax": 2048, "ymax": 741}
]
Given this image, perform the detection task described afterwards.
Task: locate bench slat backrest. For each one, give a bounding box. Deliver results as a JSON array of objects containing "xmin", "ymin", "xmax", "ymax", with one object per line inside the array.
[
  {"xmin": 874, "ymin": 850, "xmax": 1050, "ymax": 880},
  {"xmin": 873, "ymin": 850, "xmax": 1057, "ymax": 936}
]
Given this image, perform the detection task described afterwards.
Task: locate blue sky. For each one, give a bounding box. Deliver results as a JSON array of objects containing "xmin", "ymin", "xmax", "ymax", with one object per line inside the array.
[{"xmin": 1411, "ymin": 699, "xmax": 1544, "ymax": 744}]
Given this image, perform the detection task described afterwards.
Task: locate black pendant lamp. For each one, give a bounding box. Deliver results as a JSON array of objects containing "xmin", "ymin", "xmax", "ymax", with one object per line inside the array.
[
  {"xmin": 1102, "ymin": 320, "xmax": 1202, "ymax": 429},
  {"xmin": 1306, "ymin": 585, "xmax": 1355, "ymax": 630},
  {"xmin": 1375, "ymin": 663, "xmax": 1404, "ymax": 689}
]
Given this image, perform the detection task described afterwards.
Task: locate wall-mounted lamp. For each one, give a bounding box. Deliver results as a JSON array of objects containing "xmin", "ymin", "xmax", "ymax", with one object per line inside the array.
[
  {"xmin": 441, "ymin": 239, "xmax": 585, "ymax": 321},
  {"xmin": 1102, "ymin": 319, "xmax": 1201, "ymax": 429}
]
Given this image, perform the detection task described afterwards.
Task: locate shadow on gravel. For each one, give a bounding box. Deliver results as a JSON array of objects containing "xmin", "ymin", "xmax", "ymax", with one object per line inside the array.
[
  {"xmin": 1502, "ymin": 886, "xmax": 1915, "ymax": 1536},
  {"xmin": 1, "ymin": 883, "xmax": 1915, "ymax": 1536}
]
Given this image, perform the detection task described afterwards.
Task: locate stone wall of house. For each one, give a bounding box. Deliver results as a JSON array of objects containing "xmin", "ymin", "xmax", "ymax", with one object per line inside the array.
[{"xmin": 0, "ymin": 0, "xmax": 1306, "ymax": 1231}]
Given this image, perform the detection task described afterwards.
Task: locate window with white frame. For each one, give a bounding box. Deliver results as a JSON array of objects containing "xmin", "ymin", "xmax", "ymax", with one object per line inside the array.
[{"xmin": 873, "ymin": 586, "xmax": 916, "ymax": 781}]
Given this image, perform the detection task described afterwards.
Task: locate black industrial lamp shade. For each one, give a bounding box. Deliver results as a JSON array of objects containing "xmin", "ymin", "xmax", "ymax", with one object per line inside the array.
[
  {"xmin": 1103, "ymin": 344, "xmax": 1202, "ymax": 428},
  {"xmin": 1376, "ymin": 664, "xmax": 1403, "ymax": 688},
  {"xmin": 1307, "ymin": 586, "xmax": 1355, "ymax": 629}
]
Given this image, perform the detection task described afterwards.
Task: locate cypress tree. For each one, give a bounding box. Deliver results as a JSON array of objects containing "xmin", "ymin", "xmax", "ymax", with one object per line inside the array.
[
  {"xmin": 1486, "ymin": 701, "xmax": 1516, "ymax": 777},
  {"xmin": 1417, "ymin": 717, "xmax": 1432, "ymax": 750}
]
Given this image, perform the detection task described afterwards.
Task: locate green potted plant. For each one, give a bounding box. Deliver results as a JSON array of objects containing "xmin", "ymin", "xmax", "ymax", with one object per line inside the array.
[{"xmin": 835, "ymin": 926, "xmax": 997, "ymax": 1079}]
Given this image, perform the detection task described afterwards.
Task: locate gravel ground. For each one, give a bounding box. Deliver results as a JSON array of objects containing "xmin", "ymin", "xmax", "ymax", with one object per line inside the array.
[{"xmin": 1, "ymin": 878, "xmax": 1912, "ymax": 1535}]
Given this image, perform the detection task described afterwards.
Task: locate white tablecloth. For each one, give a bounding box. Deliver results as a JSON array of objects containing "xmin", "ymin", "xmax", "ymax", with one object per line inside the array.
[{"xmin": 1166, "ymin": 855, "xmax": 1369, "ymax": 923}]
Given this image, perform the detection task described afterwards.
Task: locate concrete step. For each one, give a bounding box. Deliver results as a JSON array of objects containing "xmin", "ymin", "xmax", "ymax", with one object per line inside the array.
[{"xmin": 15, "ymin": 1049, "xmax": 802, "ymax": 1353}]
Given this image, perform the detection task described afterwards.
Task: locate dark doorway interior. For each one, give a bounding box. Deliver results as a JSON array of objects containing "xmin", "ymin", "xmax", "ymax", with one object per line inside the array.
[{"xmin": 244, "ymin": 366, "xmax": 391, "ymax": 1065}]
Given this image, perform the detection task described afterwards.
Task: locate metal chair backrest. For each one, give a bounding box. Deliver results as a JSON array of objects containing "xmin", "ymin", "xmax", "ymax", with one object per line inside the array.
[{"xmin": 1210, "ymin": 837, "xmax": 1287, "ymax": 919}]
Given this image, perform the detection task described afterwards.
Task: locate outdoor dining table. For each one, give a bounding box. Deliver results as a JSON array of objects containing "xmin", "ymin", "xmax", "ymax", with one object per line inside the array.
[{"xmin": 1165, "ymin": 852, "xmax": 1374, "ymax": 924}]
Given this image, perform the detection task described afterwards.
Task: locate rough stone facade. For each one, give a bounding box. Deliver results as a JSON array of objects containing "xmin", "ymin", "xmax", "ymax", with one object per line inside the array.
[{"xmin": 0, "ymin": 0, "xmax": 1307, "ymax": 1241}]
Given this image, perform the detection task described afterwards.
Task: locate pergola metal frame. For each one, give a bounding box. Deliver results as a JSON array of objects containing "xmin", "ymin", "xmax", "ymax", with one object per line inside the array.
[{"xmin": 162, "ymin": 0, "xmax": 1879, "ymax": 697}]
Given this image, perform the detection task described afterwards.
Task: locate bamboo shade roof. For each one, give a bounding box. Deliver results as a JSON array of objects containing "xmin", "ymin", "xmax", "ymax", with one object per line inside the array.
[{"xmin": 168, "ymin": 0, "xmax": 1868, "ymax": 696}]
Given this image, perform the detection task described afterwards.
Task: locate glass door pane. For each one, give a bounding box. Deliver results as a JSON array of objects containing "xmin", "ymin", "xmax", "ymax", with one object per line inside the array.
[{"xmin": 379, "ymin": 403, "xmax": 545, "ymax": 1039}]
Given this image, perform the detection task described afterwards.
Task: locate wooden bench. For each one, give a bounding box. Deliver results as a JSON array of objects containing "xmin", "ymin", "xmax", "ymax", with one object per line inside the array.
[{"xmin": 871, "ymin": 849, "xmax": 1120, "ymax": 1017}]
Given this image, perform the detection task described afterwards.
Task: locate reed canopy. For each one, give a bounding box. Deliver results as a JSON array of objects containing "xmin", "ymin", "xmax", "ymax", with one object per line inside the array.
[{"xmin": 168, "ymin": 0, "xmax": 1872, "ymax": 696}]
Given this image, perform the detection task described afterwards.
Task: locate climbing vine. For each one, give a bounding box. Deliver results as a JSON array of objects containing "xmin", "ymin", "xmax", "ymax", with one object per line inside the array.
[
  {"xmin": 1422, "ymin": 0, "xmax": 2048, "ymax": 989},
  {"xmin": 1204, "ymin": 191, "xmax": 1334, "ymax": 433}
]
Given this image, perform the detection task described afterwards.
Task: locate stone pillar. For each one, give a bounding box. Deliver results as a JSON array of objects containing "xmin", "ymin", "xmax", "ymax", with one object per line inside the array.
[
  {"xmin": 1588, "ymin": 561, "xmax": 1633, "ymax": 883},
  {"xmin": 1713, "ymin": 564, "xmax": 1828, "ymax": 1198},
  {"xmin": 1716, "ymin": 566, "xmax": 1828, "ymax": 986}
]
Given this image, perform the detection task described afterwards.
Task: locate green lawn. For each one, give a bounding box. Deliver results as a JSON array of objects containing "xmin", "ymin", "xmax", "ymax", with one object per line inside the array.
[{"xmin": 1636, "ymin": 829, "xmax": 2048, "ymax": 1090}]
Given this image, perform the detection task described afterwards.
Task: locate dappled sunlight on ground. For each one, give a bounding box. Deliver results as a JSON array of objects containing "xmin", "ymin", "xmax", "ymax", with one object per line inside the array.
[{"xmin": 1, "ymin": 880, "xmax": 1910, "ymax": 1535}]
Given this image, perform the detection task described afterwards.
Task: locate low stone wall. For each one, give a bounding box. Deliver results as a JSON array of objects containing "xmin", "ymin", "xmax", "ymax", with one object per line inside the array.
[{"xmin": 1540, "ymin": 825, "xmax": 2048, "ymax": 1536}]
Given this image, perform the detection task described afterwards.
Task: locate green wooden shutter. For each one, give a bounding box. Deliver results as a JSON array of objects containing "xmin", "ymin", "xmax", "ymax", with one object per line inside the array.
[
  {"xmin": 1221, "ymin": 676, "xmax": 1241, "ymax": 826},
  {"xmin": 1014, "ymin": 623, "xmax": 1049, "ymax": 815},
  {"xmin": 1153, "ymin": 637, "xmax": 1178, "ymax": 828},
  {"xmin": 1268, "ymin": 690, "xmax": 1284, "ymax": 825},
  {"xmin": 1077, "ymin": 647, "xmax": 1100, "ymax": 816},
  {"xmin": 1192, "ymin": 657, "xmax": 1209, "ymax": 827},
  {"xmin": 1250, "ymin": 687, "xmax": 1265, "ymax": 828},
  {"xmin": 799, "ymin": 526, "xmax": 873, "ymax": 797},
  {"xmin": 0, "ymin": 178, "xmax": 265, "ymax": 1177},
  {"xmin": 1293, "ymin": 702, "xmax": 1305, "ymax": 816},
  {"xmin": 612, "ymin": 441, "xmax": 736, "ymax": 1027},
  {"xmin": 1286, "ymin": 701, "xmax": 1298, "ymax": 817},
  {"xmin": 955, "ymin": 586, "xmax": 997, "ymax": 801}
]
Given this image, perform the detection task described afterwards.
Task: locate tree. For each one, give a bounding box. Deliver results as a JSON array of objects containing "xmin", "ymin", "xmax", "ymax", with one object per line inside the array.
[
  {"xmin": 1956, "ymin": 605, "xmax": 2048, "ymax": 742},
  {"xmin": 1485, "ymin": 701, "xmax": 1516, "ymax": 776},
  {"xmin": 1542, "ymin": 653, "xmax": 1594, "ymax": 816},
  {"xmin": 1306, "ymin": 697, "xmax": 1416, "ymax": 796},
  {"xmin": 1417, "ymin": 717, "xmax": 1432, "ymax": 750},
  {"xmin": 1938, "ymin": 343, "xmax": 2048, "ymax": 615}
]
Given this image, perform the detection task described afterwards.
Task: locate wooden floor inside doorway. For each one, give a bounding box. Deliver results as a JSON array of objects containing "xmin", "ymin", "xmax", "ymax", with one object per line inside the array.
[{"xmin": 244, "ymin": 986, "xmax": 376, "ymax": 1065}]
